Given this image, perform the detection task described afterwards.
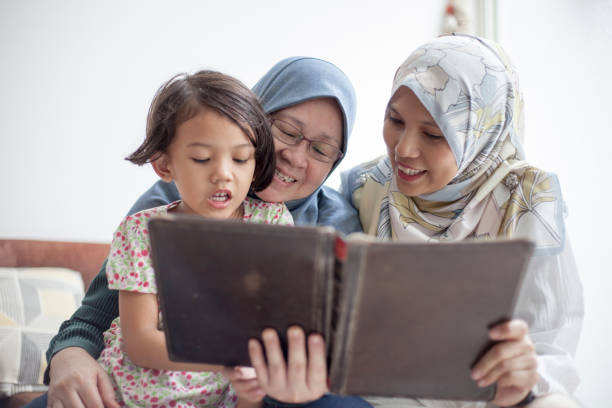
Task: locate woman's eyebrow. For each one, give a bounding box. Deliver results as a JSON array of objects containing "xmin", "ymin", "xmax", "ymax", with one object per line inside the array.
[
  {"xmin": 422, "ymin": 119, "xmax": 439, "ymax": 127},
  {"xmin": 388, "ymin": 105, "xmax": 438, "ymax": 128},
  {"xmin": 275, "ymin": 114, "xmax": 305, "ymax": 129},
  {"xmin": 276, "ymin": 114, "xmax": 339, "ymax": 145}
]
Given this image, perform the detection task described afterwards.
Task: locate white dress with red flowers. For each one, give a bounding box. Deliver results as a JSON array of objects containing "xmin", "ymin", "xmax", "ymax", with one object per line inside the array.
[{"xmin": 98, "ymin": 198, "xmax": 293, "ymax": 408}]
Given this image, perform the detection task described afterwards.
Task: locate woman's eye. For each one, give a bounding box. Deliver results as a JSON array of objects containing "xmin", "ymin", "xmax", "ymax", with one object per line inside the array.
[
  {"xmin": 425, "ymin": 132, "xmax": 443, "ymax": 140},
  {"xmin": 282, "ymin": 130, "xmax": 301, "ymax": 140},
  {"xmin": 233, "ymin": 158, "xmax": 249, "ymax": 164},
  {"xmin": 387, "ymin": 115, "xmax": 403, "ymax": 125},
  {"xmin": 192, "ymin": 158, "xmax": 210, "ymax": 164},
  {"xmin": 311, "ymin": 145, "xmax": 327, "ymax": 157}
]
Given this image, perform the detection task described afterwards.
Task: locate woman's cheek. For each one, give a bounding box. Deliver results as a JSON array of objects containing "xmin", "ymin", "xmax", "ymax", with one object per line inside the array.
[{"xmin": 383, "ymin": 126, "xmax": 398, "ymax": 163}]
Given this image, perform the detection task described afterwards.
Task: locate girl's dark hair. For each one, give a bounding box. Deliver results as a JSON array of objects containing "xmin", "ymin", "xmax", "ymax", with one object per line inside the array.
[{"xmin": 126, "ymin": 70, "xmax": 275, "ymax": 192}]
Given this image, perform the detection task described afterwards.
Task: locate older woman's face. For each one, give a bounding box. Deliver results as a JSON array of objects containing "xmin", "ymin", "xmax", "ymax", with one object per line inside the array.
[
  {"xmin": 256, "ymin": 97, "xmax": 343, "ymax": 203},
  {"xmin": 384, "ymin": 86, "xmax": 457, "ymax": 197}
]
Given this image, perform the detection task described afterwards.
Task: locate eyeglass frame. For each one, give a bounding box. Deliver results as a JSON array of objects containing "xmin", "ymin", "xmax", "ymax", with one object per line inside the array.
[{"xmin": 269, "ymin": 118, "xmax": 344, "ymax": 163}]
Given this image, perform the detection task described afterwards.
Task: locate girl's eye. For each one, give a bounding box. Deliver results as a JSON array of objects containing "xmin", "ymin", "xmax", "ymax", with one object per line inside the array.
[
  {"xmin": 192, "ymin": 158, "xmax": 210, "ymax": 164},
  {"xmin": 233, "ymin": 153, "xmax": 254, "ymax": 164}
]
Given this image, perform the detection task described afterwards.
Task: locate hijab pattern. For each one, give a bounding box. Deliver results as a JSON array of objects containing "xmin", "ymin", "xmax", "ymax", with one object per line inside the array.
[{"xmin": 374, "ymin": 34, "xmax": 564, "ymax": 253}]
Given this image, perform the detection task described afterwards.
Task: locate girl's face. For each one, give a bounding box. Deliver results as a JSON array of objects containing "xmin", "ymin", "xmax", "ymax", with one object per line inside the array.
[
  {"xmin": 154, "ymin": 108, "xmax": 256, "ymax": 219},
  {"xmin": 384, "ymin": 86, "xmax": 458, "ymax": 197},
  {"xmin": 255, "ymin": 98, "xmax": 343, "ymax": 203}
]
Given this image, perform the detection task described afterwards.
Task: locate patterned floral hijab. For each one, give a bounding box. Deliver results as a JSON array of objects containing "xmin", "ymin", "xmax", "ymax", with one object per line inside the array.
[{"xmin": 379, "ymin": 34, "xmax": 565, "ymax": 254}]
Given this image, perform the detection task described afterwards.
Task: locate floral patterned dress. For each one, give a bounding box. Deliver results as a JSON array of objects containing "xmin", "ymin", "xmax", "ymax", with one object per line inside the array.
[{"xmin": 98, "ymin": 198, "xmax": 293, "ymax": 407}]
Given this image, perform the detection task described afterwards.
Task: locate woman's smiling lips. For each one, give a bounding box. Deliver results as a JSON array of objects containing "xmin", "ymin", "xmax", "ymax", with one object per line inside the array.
[
  {"xmin": 274, "ymin": 168, "xmax": 297, "ymax": 185},
  {"xmin": 397, "ymin": 163, "xmax": 426, "ymax": 182},
  {"xmin": 208, "ymin": 190, "xmax": 232, "ymax": 208}
]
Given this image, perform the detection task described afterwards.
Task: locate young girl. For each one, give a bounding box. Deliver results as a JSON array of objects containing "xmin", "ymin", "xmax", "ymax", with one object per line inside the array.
[{"xmin": 97, "ymin": 70, "xmax": 292, "ymax": 408}]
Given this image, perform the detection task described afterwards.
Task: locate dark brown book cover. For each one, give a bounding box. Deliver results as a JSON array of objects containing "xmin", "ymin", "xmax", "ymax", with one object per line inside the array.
[
  {"xmin": 329, "ymin": 237, "xmax": 533, "ymax": 400},
  {"xmin": 148, "ymin": 215, "xmax": 533, "ymax": 401},
  {"xmin": 149, "ymin": 215, "xmax": 336, "ymax": 367}
]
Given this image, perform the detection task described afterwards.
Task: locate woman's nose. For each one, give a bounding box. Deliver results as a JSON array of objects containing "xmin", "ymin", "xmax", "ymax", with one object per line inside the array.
[
  {"xmin": 279, "ymin": 140, "xmax": 309, "ymax": 169},
  {"xmin": 395, "ymin": 131, "xmax": 421, "ymax": 159}
]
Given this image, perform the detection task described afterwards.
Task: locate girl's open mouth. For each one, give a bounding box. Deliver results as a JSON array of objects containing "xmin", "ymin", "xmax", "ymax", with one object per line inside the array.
[{"xmin": 208, "ymin": 190, "xmax": 232, "ymax": 208}]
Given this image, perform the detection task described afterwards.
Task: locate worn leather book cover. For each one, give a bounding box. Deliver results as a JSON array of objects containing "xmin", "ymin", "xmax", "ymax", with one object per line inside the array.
[
  {"xmin": 329, "ymin": 237, "xmax": 533, "ymax": 401},
  {"xmin": 149, "ymin": 216, "xmax": 533, "ymax": 401},
  {"xmin": 149, "ymin": 215, "xmax": 336, "ymax": 367}
]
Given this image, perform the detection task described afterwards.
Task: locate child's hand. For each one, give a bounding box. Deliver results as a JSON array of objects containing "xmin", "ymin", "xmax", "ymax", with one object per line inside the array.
[
  {"xmin": 471, "ymin": 319, "xmax": 538, "ymax": 407},
  {"xmin": 224, "ymin": 366, "xmax": 265, "ymax": 406}
]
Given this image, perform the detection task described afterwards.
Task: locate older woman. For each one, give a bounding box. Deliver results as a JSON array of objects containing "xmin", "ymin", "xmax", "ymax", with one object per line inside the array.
[{"xmin": 36, "ymin": 57, "xmax": 368, "ymax": 408}]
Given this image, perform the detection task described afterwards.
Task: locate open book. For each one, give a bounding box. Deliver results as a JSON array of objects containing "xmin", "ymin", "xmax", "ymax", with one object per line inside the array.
[{"xmin": 148, "ymin": 215, "xmax": 533, "ymax": 401}]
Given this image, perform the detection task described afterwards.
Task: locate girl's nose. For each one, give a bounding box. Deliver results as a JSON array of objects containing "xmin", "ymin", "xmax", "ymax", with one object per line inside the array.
[
  {"xmin": 395, "ymin": 130, "xmax": 421, "ymax": 159},
  {"xmin": 279, "ymin": 140, "xmax": 308, "ymax": 169},
  {"xmin": 210, "ymin": 159, "xmax": 232, "ymax": 183}
]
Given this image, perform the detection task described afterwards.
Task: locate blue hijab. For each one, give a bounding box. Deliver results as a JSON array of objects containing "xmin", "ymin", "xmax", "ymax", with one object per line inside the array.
[
  {"xmin": 252, "ymin": 57, "xmax": 361, "ymax": 234},
  {"xmin": 130, "ymin": 57, "xmax": 362, "ymax": 234}
]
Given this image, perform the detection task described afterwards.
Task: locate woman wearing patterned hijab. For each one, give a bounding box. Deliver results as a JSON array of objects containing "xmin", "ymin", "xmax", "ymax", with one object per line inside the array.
[{"xmin": 339, "ymin": 33, "xmax": 582, "ymax": 407}]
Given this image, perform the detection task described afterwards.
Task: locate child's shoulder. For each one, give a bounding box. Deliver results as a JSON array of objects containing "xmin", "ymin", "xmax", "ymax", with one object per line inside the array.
[
  {"xmin": 114, "ymin": 201, "xmax": 181, "ymax": 237},
  {"xmin": 242, "ymin": 197, "xmax": 293, "ymax": 226}
]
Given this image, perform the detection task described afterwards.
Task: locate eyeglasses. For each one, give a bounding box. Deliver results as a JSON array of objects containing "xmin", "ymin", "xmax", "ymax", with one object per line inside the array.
[{"xmin": 270, "ymin": 118, "xmax": 343, "ymax": 163}]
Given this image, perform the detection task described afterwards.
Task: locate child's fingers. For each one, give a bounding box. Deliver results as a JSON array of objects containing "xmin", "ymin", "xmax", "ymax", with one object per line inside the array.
[
  {"xmin": 306, "ymin": 333, "xmax": 328, "ymax": 394},
  {"xmin": 236, "ymin": 366, "xmax": 257, "ymax": 380},
  {"xmin": 222, "ymin": 366, "xmax": 257, "ymax": 381},
  {"xmin": 231, "ymin": 378, "xmax": 266, "ymax": 403},
  {"xmin": 287, "ymin": 326, "xmax": 307, "ymax": 387},
  {"xmin": 248, "ymin": 338, "xmax": 269, "ymax": 388}
]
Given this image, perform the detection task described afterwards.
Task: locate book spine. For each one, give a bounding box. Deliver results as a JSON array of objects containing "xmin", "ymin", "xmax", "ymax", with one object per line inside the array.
[
  {"xmin": 329, "ymin": 242, "xmax": 367, "ymax": 394},
  {"xmin": 311, "ymin": 230, "xmax": 336, "ymax": 343}
]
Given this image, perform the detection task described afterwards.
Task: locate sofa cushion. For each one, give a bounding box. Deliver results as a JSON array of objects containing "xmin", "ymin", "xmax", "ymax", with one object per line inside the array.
[{"xmin": 0, "ymin": 267, "xmax": 84, "ymax": 398}]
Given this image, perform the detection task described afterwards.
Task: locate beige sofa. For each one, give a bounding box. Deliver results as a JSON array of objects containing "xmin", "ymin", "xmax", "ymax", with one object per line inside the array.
[{"xmin": 0, "ymin": 239, "xmax": 109, "ymax": 408}]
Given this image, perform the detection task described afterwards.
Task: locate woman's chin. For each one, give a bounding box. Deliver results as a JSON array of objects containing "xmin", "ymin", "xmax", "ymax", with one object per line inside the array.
[
  {"xmin": 255, "ymin": 183, "xmax": 290, "ymax": 203},
  {"xmin": 256, "ymin": 179, "xmax": 314, "ymax": 203}
]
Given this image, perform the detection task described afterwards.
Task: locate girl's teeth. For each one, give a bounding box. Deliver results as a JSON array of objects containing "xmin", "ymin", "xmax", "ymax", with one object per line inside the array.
[
  {"xmin": 211, "ymin": 193, "xmax": 229, "ymax": 201},
  {"xmin": 399, "ymin": 167, "xmax": 425, "ymax": 176},
  {"xmin": 275, "ymin": 169, "xmax": 296, "ymax": 183}
]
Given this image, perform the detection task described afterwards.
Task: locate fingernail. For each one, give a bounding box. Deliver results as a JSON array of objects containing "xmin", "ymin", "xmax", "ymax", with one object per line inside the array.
[
  {"xmin": 478, "ymin": 379, "xmax": 488, "ymax": 387},
  {"xmin": 262, "ymin": 330, "xmax": 275, "ymax": 341},
  {"xmin": 471, "ymin": 369, "xmax": 481, "ymax": 380}
]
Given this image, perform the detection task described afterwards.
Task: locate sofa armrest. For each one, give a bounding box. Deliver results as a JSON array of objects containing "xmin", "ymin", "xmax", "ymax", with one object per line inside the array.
[{"xmin": 0, "ymin": 239, "xmax": 110, "ymax": 290}]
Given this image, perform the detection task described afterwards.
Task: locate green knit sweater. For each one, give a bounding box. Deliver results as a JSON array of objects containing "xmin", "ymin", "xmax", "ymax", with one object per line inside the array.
[
  {"xmin": 44, "ymin": 260, "xmax": 117, "ymax": 384},
  {"xmin": 43, "ymin": 180, "xmax": 182, "ymax": 384}
]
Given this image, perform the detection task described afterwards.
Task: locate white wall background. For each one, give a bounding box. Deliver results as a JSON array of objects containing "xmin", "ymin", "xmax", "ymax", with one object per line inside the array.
[
  {"xmin": 0, "ymin": 0, "xmax": 609, "ymax": 406},
  {"xmin": 496, "ymin": 1, "xmax": 612, "ymax": 406}
]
